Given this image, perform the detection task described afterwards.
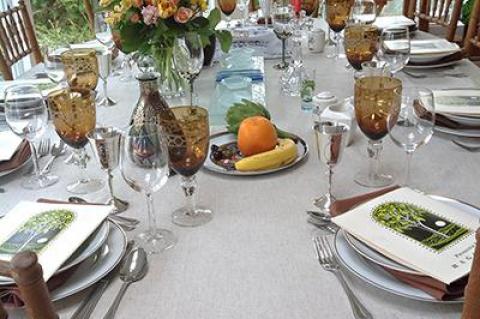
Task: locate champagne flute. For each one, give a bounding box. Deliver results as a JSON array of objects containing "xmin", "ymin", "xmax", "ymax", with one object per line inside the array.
[
  {"xmin": 344, "ymin": 24, "xmax": 378, "ymax": 70},
  {"xmin": 61, "ymin": 48, "xmax": 99, "ymax": 91},
  {"xmin": 48, "ymin": 88, "xmax": 104, "ymax": 194},
  {"xmin": 160, "ymin": 106, "xmax": 212, "ymax": 227},
  {"xmin": 387, "ymin": 88, "xmax": 435, "ymax": 186},
  {"xmin": 120, "ymin": 123, "xmax": 177, "ymax": 253},
  {"xmin": 325, "ymin": 0, "xmax": 352, "ymax": 59},
  {"xmin": 97, "ymin": 50, "xmax": 117, "ymax": 107},
  {"xmin": 354, "ymin": 71, "xmax": 402, "ymax": 187},
  {"xmin": 378, "ymin": 26, "xmax": 411, "ymax": 74},
  {"xmin": 173, "ymin": 33, "xmax": 204, "ymax": 106},
  {"xmin": 218, "ymin": 0, "xmax": 237, "ymax": 28},
  {"xmin": 272, "ymin": 1, "xmax": 294, "ymax": 70},
  {"xmin": 4, "ymin": 85, "xmax": 59, "ymax": 190},
  {"xmin": 95, "ymin": 11, "xmax": 114, "ymax": 49}
]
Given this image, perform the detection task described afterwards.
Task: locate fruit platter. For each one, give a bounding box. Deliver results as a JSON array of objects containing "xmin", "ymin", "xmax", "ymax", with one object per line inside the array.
[{"xmin": 204, "ymin": 100, "xmax": 308, "ymax": 176}]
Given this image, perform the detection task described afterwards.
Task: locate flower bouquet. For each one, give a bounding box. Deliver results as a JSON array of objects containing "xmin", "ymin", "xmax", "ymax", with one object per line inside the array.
[{"xmin": 100, "ymin": 0, "xmax": 232, "ymax": 96}]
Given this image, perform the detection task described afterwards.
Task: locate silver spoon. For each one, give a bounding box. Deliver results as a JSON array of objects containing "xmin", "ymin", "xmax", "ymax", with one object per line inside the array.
[
  {"xmin": 68, "ymin": 197, "xmax": 140, "ymax": 225},
  {"xmin": 103, "ymin": 247, "xmax": 148, "ymax": 319}
]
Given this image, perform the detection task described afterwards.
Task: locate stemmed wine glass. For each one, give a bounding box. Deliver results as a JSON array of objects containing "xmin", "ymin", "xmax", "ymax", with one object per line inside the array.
[
  {"xmin": 4, "ymin": 85, "xmax": 59, "ymax": 189},
  {"xmin": 378, "ymin": 26, "xmax": 411, "ymax": 74},
  {"xmin": 387, "ymin": 88, "xmax": 435, "ymax": 186},
  {"xmin": 237, "ymin": 0, "xmax": 251, "ymax": 26},
  {"xmin": 42, "ymin": 46, "xmax": 66, "ymax": 84},
  {"xmin": 160, "ymin": 106, "xmax": 212, "ymax": 227},
  {"xmin": 218, "ymin": 0, "xmax": 237, "ymax": 28},
  {"xmin": 94, "ymin": 12, "xmax": 114, "ymax": 49},
  {"xmin": 173, "ymin": 33, "xmax": 204, "ymax": 106},
  {"xmin": 271, "ymin": 1, "xmax": 294, "ymax": 70},
  {"xmin": 325, "ymin": 0, "xmax": 352, "ymax": 59},
  {"xmin": 120, "ymin": 123, "xmax": 177, "ymax": 253},
  {"xmin": 354, "ymin": 66, "xmax": 402, "ymax": 187},
  {"xmin": 61, "ymin": 48, "xmax": 99, "ymax": 91},
  {"xmin": 97, "ymin": 50, "xmax": 117, "ymax": 107},
  {"xmin": 48, "ymin": 88, "xmax": 104, "ymax": 194},
  {"xmin": 344, "ymin": 24, "xmax": 378, "ymax": 70},
  {"xmin": 352, "ymin": 0, "xmax": 376, "ymax": 23}
]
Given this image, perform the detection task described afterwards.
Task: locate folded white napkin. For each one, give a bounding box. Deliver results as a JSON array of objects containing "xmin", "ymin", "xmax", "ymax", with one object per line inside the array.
[{"xmin": 0, "ymin": 131, "xmax": 22, "ymax": 161}]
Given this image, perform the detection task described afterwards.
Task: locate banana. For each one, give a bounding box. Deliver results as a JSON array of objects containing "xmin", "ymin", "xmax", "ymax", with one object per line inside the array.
[{"xmin": 235, "ymin": 138, "xmax": 297, "ymax": 171}]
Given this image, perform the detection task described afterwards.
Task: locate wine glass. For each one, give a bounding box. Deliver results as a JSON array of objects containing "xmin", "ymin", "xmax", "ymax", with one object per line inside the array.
[
  {"xmin": 61, "ymin": 48, "xmax": 99, "ymax": 91},
  {"xmin": 97, "ymin": 50, "xmax": 117, "ymax": 107},
  {"xmin": 378, "ymin": 26, "xmax": 411, "ymax": 74},
  {"xmin": 272, "ymin": 1, "xmax": 294, "ymax": 70},
  {"xmin": 120, "ymin": 123, "xmax": 177, "ymax": 253},
  {"xmin": 160, "ymin": 106, "xmax": 212, "ymax": 227},
  {"xmin": 48, "ymin": 88, "xmax": 104, "ymax": 194},
  {"xmin": 344, "ymin": 24, "xmax": 378, "ymax": 70},
  {"xmin": 95, "ymin": 11, "xmax": 114, "ymax": 49},
  {"xmin": 237, "ymin": 0, "xmax": 251, "ymax": 26},
  {"xmin": 325, "ymin": 0, "xmax": 352, "ymax": 59},
  {"xmin": 218, "ymin": 0, "xmax": 237, "ymax": 28},
  {"xmin": 4, "ymin": 85, "xmax": 59, "ymax": 190},
  {"xmin": 387, "ymin": 88, "xmax": 435, "ymax": 186},
  {"xmin": 42, "ymin": 46, "xmax": 66, "ymax": 84},
  {"xmin": 354, "ymin": 71, "xmax": 402, "ymax": 187},
  {"xmin": 173, "ymin": 33, "xmax": 204, "ymax": 107},
  {"xmin": 352, "ymin": 0, "xmax": 376, "ymax": 23}
]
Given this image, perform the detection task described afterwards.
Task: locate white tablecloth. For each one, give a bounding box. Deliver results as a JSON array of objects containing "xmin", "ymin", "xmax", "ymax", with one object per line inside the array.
[{"xmin": 2, "ymin": 36, "xmax": 480, "ymax": 318}]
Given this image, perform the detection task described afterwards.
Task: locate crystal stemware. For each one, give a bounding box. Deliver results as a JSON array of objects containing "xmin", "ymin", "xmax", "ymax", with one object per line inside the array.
[
  {"xmin": 48, "ymin": 88, "xmax": 104, "ymax": 194},
  {"xmin": 160, "ymin": 106, "xmax": 212, "ymax": 227},
  {"xmin": 387, "ymin": 88, "xmax": 435, "ymax": 186},
  {"xmin": 325, "ymin": 0, "xmax": 352, "ymax": 59},
  {"xmin": 378, "ymin": 26, "xmax": 411, "ymax": 74},
  {"xmin": 237, "ymin": 0, "xmax": 251, "ymax": 26},
  {"xmin": 344, "ymin": 24, "xmax": 379, "ymax": 70},
  {"xmin": 352, "ymin": 0, "xmax": 376, "ymax": 24},
  {"xmin": 42, "ymin": 46, "xmax": 66, "ymax": 84},
  {"xmin": 272, "ymin": 1, "xmax": 294, "ymax": 70},
  {"xmin": 61, "ymin": 48, "xmax": 99, "ymax": 91},
  {"xmin": 218, "ymin": 0, "xmax": 237, "ymax": 28},
  {"xmin": 313, "ymin": 121, "xmax": 349, "ymax": 213},
  {"xmin": 120, "ymin": 123, "xmax": 177, "ymax": 253},
  {"xmin": 97, "ymin": 50, "xmax": 117, "ymax": 107},
  {"xmin": 173, "ymin": 33, "xmax": 204, "ymax": 106},
  {"xmin": 95, "ymin": 11, "xmax": 114, "ymax": 49},
  {"xmin": 4, "ymin": 85, "xmax": 59, "ymax": 189},
  {"xmin": 354, "ymin": 71, "xmax": 402, "ymax": 188}
]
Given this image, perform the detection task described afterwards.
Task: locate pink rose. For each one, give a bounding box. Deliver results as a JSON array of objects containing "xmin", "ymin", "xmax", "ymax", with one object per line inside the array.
[
  {"xmin": 141, "ymin": 5, "xmax": 159, "ymax": 25},
  {"xmin": 174, "ymin": 7, "xmax": 193, "ymax": 24}
]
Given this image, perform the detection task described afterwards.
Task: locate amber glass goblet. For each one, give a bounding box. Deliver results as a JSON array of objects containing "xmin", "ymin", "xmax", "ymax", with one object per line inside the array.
[
  {"xmin": 354, "ymin": 75, "xmax": 402, "ymax": 188},
  {"xmin": 61, "ymin": 48, "xmax": 99, "ymax": 91},
  {"xmin": 325, "ymin": 0, "xmax": 352, "ymax": 59},
  {"xmin": 344, "ymin": 24, "xmax": 379, "ymax": 70},
  {"xmin": 48, "ymin": 88, "xmax": 104, "ymax": 194},
  {"xmin": 160, "ymin": 106, "xmax": 212, "ymax": 227}
]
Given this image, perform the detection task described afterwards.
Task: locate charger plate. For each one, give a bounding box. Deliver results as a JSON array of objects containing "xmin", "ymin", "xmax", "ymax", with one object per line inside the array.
[{"xmin": 334, "ymin": 195, "xmax": 478, "ymax": 303}]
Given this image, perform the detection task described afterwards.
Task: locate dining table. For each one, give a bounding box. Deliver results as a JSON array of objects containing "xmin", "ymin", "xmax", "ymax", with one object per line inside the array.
[{"xmin": 2, "ymin": 29, "xmax": 480, "ymax": 319}]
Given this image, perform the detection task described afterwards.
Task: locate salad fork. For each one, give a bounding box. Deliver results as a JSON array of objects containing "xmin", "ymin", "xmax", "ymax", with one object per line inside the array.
[
  {"xmin": 313, "ymin": 236, "xmax": 373, "ymax": 319},
  {"xmin": 37, "ymin": 138, "xmax": 51, "ymax": 158}
]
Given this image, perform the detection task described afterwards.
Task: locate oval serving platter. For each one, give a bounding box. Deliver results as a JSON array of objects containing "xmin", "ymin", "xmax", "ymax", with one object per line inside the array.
[{"xmin": 204, "ymin": 131, "xmax": 308, "ymax": 176}]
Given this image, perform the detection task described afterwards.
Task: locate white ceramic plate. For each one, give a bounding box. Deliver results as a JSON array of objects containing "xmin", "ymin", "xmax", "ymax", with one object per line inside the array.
[
  {"xmin": 335, "ymin": 195, "xmax": 479, "ymax": 303},
  {"xmin": 0, "ymin": 221, "xmax": 110, "ymax": 285},
  {"xmin": 434, "ymin": 126, "xmax": 480, "ymax": 138},
  {"xmin": 50, "ymin": 221, "xmax": 126, "ymax": 301},
  {"xmin": 442, "ymin": 113, "xmax": 480, "ymax": 126},
  {"xmin": 409, "ymin": 53, "xmax": 455, "ymax": 64},
  {"xmin": 204, "ymin": 131, "xmax": 308, "ymax": 176},
  {"xmin": 405, "ymin": 59, "xmax": 462, "ymax": 70}
]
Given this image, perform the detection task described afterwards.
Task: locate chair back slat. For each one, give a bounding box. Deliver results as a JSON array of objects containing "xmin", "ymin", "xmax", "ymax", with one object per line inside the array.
[
  {"xmin": 0, "ymin": 0, "xmax": 42, "ymax": 80},
  {"xmin": 463, "ymin": 0, "xmax": 480, "ymax": 56}
]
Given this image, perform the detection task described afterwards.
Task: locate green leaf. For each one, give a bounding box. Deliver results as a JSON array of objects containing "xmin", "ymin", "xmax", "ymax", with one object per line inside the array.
[
  {"xmin": 119, "ymin": 23, "xmax": 146, "ymax": 53},
  {"xmin": 215, "ymin": 30, "xmax": 232, "ymax": 53},
  {"xmin": 207, "ymin": 8, "xmax": 221, "ymax": 28},
  {"xmin": 190, "ymin": 16, "xmax": 210, "ymax": 29}
]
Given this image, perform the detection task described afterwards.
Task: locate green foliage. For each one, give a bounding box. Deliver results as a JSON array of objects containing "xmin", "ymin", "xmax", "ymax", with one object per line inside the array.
[
  {"xmin": 372, "ymin": 202, "xmax": 426, "ymax": 233},
  {"xmin": 21, "ymin": 210, "xmax": 75, "ymax": 233},
  {"xmin": 461, "ymin": 0, "xmax": 475, "ymax": 25},
  {"xmin": 31, "ymin": 0, "xmax": 92, "ymax": 47}
]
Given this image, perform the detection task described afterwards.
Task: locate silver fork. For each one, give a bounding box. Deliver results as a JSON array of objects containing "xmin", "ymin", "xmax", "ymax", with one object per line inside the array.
[
  {"xmin": 313, "ymin": 236, "xmax": 373, "ymax": 319},
  {"xmin": 37, "ymin": 139, "xmax": 51, "ymax": 158},
  {"xmin": 41, "ymin": 140, "xmax": 66, "ymax": 174}
]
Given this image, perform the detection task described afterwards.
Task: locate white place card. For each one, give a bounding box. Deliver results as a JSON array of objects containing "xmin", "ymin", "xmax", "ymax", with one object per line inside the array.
[
  {"xmin": 0, "ymin": 131, "xmax": 23, "ymax": 161},
  {"xmin": 0, "ymin": 201, "xmax": 110, "ymax": 281},
  {"xmin": 333, "ymin": 188, "xmax": 478, "ymax": 284},
  {"xmin": 432, "ymin": 89, "xmax": 480, "ymax": 115}
]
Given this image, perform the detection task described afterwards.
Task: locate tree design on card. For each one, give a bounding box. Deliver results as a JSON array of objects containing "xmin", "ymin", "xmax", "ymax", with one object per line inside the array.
[
  {"xmin": 372, "ymin": 202, "xmax": 470, "ymax": 252},
  {"xmin": 0, "ymin": 210, "xmax": 75, "ymax": 255}
]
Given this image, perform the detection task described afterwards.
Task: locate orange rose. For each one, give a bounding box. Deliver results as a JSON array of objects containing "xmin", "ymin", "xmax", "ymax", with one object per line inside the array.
[
  {"xmin": 130, "ymin": 12, "xmax": 141, "ymax": 23},
  {"xmin": 133, "ymin": 0, "xmax": 143, "ymax": 7},
  {"xmin": 174, "ymin": 7, "xmax": 193, "ymax": 23}
]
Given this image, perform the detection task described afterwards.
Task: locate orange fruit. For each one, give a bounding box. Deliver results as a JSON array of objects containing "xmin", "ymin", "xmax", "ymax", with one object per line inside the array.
[{"xmin": 237, "ymin": 116, "xmax": 278, "ymax": 156}]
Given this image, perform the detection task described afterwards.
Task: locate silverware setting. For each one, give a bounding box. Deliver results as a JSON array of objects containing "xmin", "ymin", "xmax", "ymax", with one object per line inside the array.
[
  {"xmin": 103, "ymin": 247, "xmax": 148, "ymax": 319},
  {"xmin": 37, "ymin": 138, "xmax": 51, "ymax": 158},
  {"xmin": 403, "ymin": 70, "xmax": 467, "ymax": 79},
  {"xmin": 41, "ymin": 140, "xmax": 66, "ymax": 174},
  {"xmin": 313, "ymin": 236, "xmax": 373, "ymax": 319}
]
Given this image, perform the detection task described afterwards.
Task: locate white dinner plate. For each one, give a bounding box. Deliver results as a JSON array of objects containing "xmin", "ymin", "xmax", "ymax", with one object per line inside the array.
[
  {"xmin": 335, "ymin": 195, "xmax": 479, "ymax": 303},
  {"xmin": 50, "ymin": 221, "xmax": 126, "ymax": 301},
  {"xmin": 404, "ymin": 59, "xmax": 462, "ymax": 70},
  {"xmin": 442, "ymin": 113, "xmax": 480, "ymax": 126},
  {"xmin": 204, "ymin": 131, "xmax": 308, "ymax": 176},
  {"xmin": 0, "ymin": 221, "xmax": 110, "ymax": 285},
  {"xmin": 434, "ymin": 126, "xmax": 480, "ymax": 138}
]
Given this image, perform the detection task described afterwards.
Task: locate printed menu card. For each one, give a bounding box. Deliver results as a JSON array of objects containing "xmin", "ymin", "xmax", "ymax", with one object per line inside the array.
[
  {"xmin": 333, "ymin": 188, "xmax": 478, "ymax": 284},
  {"xmin": 0, "ymin": 201, "xmax": 110, "ymax": 281}
]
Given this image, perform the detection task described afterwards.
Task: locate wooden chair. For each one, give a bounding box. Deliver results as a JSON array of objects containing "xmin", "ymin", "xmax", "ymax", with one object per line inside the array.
[
  {"xmin": 0, "ymin": 0, "xmax": 42, "ymax": 81},
  {"xmin": 83, "ymin": 0, "xmax": 95, "ymax": 34},
  {"xmin": 0, "ymin": 251, "xmax": 58, "ymax": 319},
  {"xmin": 407, "ymin": 0, "xmax": 463, "ymax": 42},
  {"xmin": 463, "ymin": 0, "xmax": 480, "ymax": 57}
]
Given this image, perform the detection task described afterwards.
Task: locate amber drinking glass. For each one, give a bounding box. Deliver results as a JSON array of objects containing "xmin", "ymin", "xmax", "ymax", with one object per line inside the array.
[
  {"xmin": 344, "ymin": 24, "xmax": 378, "ymax": 70},
  {"xmin": 61, "ymin": 48, "xmax": 99, "ymax": 91},
  {"xmin": 218, "ymin": 0, "xmax": 237, "ymax": 27},
  {"xmin": 325, "ymin": 0, "xmax": 352, "ymax": 59},
  {"xmin": 160, "ymin": 106, "xmax": 212, "ymax": 227},
  {"xmin": 354, "ymin": 75, "xmax": 402, "ymax": 188},
  {"xmin": 48, "ymin": 88, "xmax": 104, "ymax": 194}
]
